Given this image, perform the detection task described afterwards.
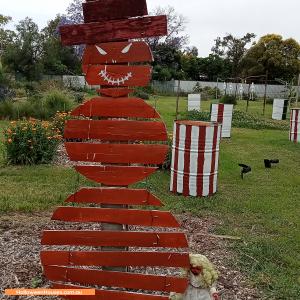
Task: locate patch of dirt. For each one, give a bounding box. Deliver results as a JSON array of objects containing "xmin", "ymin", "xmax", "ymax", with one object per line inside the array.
[{"xmin": 0, "ymin": 212, "xmax": 261, "ymax": 300}]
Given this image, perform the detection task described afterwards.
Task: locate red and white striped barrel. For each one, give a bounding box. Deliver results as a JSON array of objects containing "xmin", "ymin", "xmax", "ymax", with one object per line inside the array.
[
  {"xmin": 211, "ymin": 103, "xmax": 233, "ymax": 138},
  {"xmin": 290, "ymin": 108, "xmax": 300, "ymax": 143},
  {"xmin": 170, "ymin": 121, "xmax": 222, "ymax": 197}
]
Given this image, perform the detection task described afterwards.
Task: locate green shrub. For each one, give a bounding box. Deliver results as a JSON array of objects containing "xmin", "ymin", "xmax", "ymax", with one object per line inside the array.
[
  {"xmin": 232, "ymin": 110, "xmax": 289, "ymax": 131},
  {"xmin": 73, "ymin": 92, "xmax": 85, "ymax": 103},
  {"xmin": 0, "ymin": 101, "xmax": 18, "ymax": 119},
  {"xmin": 220, "ymin": 94, "xmax": 237, "ymax": 105},
  {"xmin": 3, "ymin": 119, "xmax": 62, "ymax": 165},
  {"xmin": 133, "ymin": 90, "xmax": 150, "ymax": 100},
  {"xmin": 14, "ymin": 88, "xmax": 27, "ymax": 98},
  {"xmin": 159, "ymin": 133, "xmax": 173, "ymax": 170},
  {"xmin": 186, "ymin": 110, "xmax": 211, "ymax": 122},
  {"xmin": 133, "ymin": 86, "xmax": 155, "ymax": 100},
  {"xmin": 184, "ymin": 109, "xmax": 289, "ymax": 131},
  {"xmin": 42, "ymin": 89, "xmax": 74, "ymax": 113}
]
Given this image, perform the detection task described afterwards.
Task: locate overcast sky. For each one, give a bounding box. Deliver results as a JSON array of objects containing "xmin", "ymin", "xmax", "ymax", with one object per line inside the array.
[{"xmin": 1, "ymin": 0, "xmax": 299, "ymax": 56}]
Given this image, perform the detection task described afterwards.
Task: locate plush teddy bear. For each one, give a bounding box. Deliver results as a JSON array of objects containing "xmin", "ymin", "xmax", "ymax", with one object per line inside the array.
[{"xmin": 170, "ymin": 254, "xmax": 219, "ymax": 300}]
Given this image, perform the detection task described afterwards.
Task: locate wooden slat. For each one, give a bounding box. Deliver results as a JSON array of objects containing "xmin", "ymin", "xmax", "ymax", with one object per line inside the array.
[
  {"xmin": 41, "ymin": 231, "xmax": 189, "ymax": 248},
  {"xmin": 59, "ymin": 15, "xmax": 167, "ymax": 46},
  {"xmin": 53, "ymin": 283, "xmax": 171, "ymax": 300},
  {"xmin": 66, "ymin": 188, "xmax": 163, "ymax": 206},
  {"xmin": 75, "ymin": 165, "xmax": 157, "ymax": 185},
  {"xmin": 65, "ymin": 143, "xmax": 168, "ymax": 164},
  {"xmin": 44, "ymin": 266, "xmax": 188, "ymax": 293},
  {"xmin": 64, "ymin": 120, "xmax": 168, "ymax": 141},
  {"xmin": 85, "ymin": 65, "xmax": 151, "ymax": 87},
  {"xmin": 82, "ymin": 42, "xmax": 152, "ymax": 68},
  {"xmin": 41, "ymin": 251, "xmax": 190, "ymax": 268},
  {"xmin": 98, "ymin": 87, "xmax": 133, "ymax": 97},
  {"xmin": 51, "ymin": 207, "xmax": 179, "ymax": 227},
  {"xmin": 71, "ymin": 97, "xmax": 160, "ymax": 118},
  {"xmin": 83, "ymin": 0, "xmax": 148, "ymax": 23}
]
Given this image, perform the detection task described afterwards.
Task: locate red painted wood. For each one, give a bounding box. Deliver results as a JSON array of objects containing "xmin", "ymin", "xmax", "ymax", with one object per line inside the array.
[
  {"xmin": 85, "ymin": 65, "xmax": 151, "ymax": 87},
  {"xmin": 65, "ymin": 143, "xmax": 168, "ymax": 164},
  {"xmin": 83, "ymin": 0, "xmax": 148, "ymax": 23},
  {"xmin": 71, "ymin": 97, "xmax": 160, "ymax": 118},
  {"xmin": 82, "ymin": 42, "xmax": 152, "ymax": 68},
  {"xmin": 53, "ymin": 283, "xmax": 169, "ymax": 300},
  {"xmin": 44, "ymin": 266, "xmax": 188, "ymax": 293},
  {"xmin": 66, "ymin": 188, "xmax": 163, "ymax": 206},
  {"xmin": 64, "ymin": 120, "xmax": 168, "ymax": 141},
  {"xmin": 51, "ymin": 207, "xmax": 180, "ymax": 227},
  {"xmin": 59, "ymin": 15, "xmax": 167, "ymax": 46},
  {"xmin": 41, "ymin": 231, "xmax": 189, "ymax": 248},
  {"xmin": 75, "ymin": 165, "xmax": 157, "ymax": 185},
  {"xmin": 98, "ymin": 87, "xmax": 133, "ymax": 97},
  {"xmin": 41, "ymin": 251, "xmax": 190, "ymax": 268}
]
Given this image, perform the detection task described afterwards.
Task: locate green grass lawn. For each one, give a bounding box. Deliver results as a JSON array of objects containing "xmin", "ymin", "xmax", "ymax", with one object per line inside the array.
[{"xmin": 0, "ymin": 97, "xmax": 299, "ymax": 298}]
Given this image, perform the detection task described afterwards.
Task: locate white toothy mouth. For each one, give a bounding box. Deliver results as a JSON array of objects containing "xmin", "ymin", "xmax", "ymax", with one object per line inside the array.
[{"xmin": 99, "ymin": 67, "xmax": 132, "ymax": 85}]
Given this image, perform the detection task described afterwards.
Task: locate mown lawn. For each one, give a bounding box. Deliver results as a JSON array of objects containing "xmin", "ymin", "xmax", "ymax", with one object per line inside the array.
[{"xmin": 0, "ymin": 97, "xmax": 299, "ymax": 299}]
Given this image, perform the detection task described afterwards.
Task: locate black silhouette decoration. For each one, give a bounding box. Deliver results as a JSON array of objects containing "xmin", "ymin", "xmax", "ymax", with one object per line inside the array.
[
  {"xmin": 238, "ymin": 164, "xmax": 252, "ymax": 179},
  {"xmin": 264, "ymin": 159, "xmax": 279, "ymax": 168}
]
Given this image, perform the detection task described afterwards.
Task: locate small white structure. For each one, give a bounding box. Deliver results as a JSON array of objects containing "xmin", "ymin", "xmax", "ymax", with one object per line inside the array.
[
  {"xmin": 211, "ymin": 104, "xmax": 234, "ymax": 138},
  {"xmin": 188, "ymin": 94, "xmax": 201, "ymax": 111},
  {"xmin": 239, "ymin": 84, "xmax": 244, "ymax": 100},
  {"xmin": 250, "ymin": 82, "xmax": 255, "ymax": 101},
  {"xmin": 272, "ymin": 99, "xmax": 289, "ymax": 120},
  {"xmin": 290, "ymin": 108, "xmax": 300, "ymax": 143}
]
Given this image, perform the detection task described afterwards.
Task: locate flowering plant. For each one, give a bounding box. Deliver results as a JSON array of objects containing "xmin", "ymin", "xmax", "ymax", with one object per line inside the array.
[{"xmin": 3, "ymin": 119, "xmax": 62, "ymax": 165}]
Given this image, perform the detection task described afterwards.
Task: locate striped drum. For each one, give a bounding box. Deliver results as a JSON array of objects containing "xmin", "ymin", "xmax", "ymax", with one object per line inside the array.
[
  {"xmin": 170, "ymin": 121, "xmax": 222, "ymax": 197},
  {"xmin": 272, "ymin": 99, "xmax": 289, "ymax": 120},
  {"xmin": 211, "ymin": 103, "xmax": 233, "ymax": 138},
  {"xmin": 188, "ymin": 94, "xmax": 201, "ymax": 111},
  {"xmin": 290, "ymin": 108, "xmax": 300, "ymax": 143}
]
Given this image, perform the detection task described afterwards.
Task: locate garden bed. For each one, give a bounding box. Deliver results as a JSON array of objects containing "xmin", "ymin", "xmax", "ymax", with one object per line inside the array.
[{"xmin": 0, "ymin": 212, "xmax": 260, "ymax": 300}]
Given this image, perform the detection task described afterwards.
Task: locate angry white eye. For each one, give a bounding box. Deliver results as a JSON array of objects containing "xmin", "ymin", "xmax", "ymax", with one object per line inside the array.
[
  {"xmin": 96, "ymin": 45, "xmax": 107, "ymax": 55},
  {"xmin": 121, "ymin": 43, "xmax": 133, "ymax": 54}
]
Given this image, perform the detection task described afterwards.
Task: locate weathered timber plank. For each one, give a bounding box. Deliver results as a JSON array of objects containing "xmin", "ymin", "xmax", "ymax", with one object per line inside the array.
[
  {"xmin": 41, "ymin": 230, "xmax": 189, "ymax": 248},
  {"xmin": 59, "ymin": 15, "xmax": 167, "ymax": 46},
  {"xmin": 82, "ymin": 42, "xmax": 152, "ymax": 66},
  {"xmin": 65, "ymin": 143, "xmax": 168, "ymax": 164},
  {"xmin": 64, "ymin": 120, "xmax": 168, "ymax": 141},
  {"xmin": 85, "ymin": 65, "xmax": 151, "ymax": 87},
  {"xmin": 65, "ymin": 188, "xmax": 163, "ymax": 206},
  {"xmin": 44, "ymin": 266, "xmax": 188, "ymax": 293},
  {"xmin": 83, "ymin": 0, "xmax": 148, "ymax": 23},
  {"xmin": 53, "ymin": 283, "xmax": 173, "ymax": 299},
  {"xmin": 75, "ymin": 165, "xmax": 157, "ymax": 185},
  {"xmin": 71, "ymin": 97, "xmax": 160, "ymax": 118},
  {"xmin": 41, "ymin": 251, "xmax": 189, "ymax": 267},
  {"xmin": 98, "ymin": 87, "xmax": 133, "ymax": 97},
  {"xmin": 51, "ymin": 207, "xmax": 179, "ymax": 227}
]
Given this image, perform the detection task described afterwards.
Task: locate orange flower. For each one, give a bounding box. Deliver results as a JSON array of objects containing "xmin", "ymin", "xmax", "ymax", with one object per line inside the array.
[{"xmin": 7, "ymin": 138, "xmax": 12, "ymax": 144}]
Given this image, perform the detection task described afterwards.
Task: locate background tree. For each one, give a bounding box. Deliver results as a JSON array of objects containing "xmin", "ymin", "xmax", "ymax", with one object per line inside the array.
[
  {"xmin": 146, "ymin": 6, "xmax": 189, "ymax": 52},
  {"xmin": 240, "ymin": 34, "xmax": 300, "ymax": 81},
  {"xmin": 41, "ymin": 16, "xmax": 81, "ymax": 75},
  {"xmin": 212, "ymin": 33, "xmax": 256, "ymax": 77},
  {"xmin": 0, "ymin": 15, "xmax": 15, "ymax": 61},
  {"xmin": 2, "ymin": 18, "xmax": 43, "ymax": 81}
]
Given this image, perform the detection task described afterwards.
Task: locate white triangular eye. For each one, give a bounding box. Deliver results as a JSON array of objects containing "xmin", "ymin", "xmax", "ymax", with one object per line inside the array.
[
  {"xmin": 121, "ymin": 43, "xmax": 133, "ymax": 54},
  {"xmin": 96, "ymin": 45, "xmax": 107, "ymax": 55}
]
